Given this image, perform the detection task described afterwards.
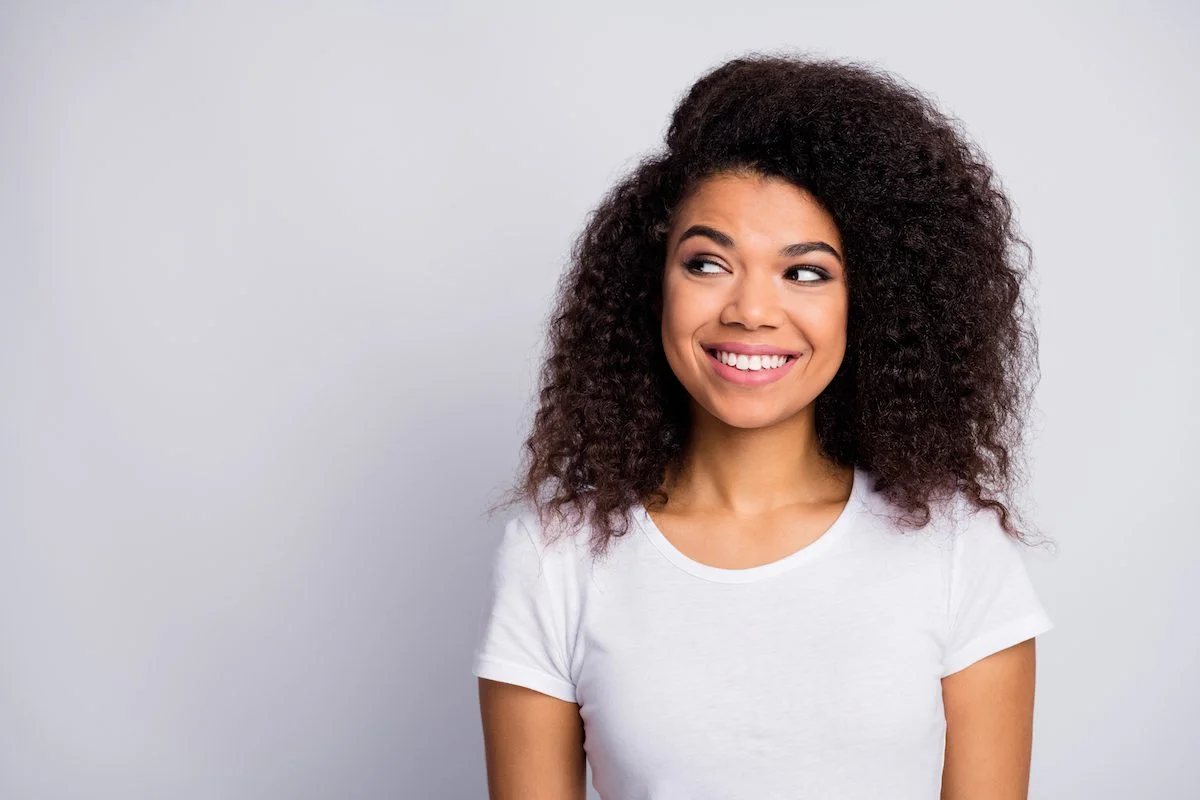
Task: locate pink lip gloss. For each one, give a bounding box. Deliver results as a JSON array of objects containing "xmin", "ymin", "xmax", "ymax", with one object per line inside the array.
[{"xmin": 704, "ymin": 348, "xmax": 800, "ymax": 385}]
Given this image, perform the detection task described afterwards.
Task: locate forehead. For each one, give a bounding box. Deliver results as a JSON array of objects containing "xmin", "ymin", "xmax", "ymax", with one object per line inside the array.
[{"xmin": 671, "ymin": 173, "xmax": 841, "ymax": 247}]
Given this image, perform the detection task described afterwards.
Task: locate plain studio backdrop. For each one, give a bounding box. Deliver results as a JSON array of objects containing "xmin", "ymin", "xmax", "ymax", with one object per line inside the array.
[{"xmin": 1, "ymin": 1, "xmax": 1196, "ymax": 797}]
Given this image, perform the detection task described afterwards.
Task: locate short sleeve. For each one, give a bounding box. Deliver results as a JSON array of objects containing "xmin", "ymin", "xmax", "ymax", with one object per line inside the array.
[
  {"xmin": 471, "ymin": 514, "xmax": 578, "ymax": 703},
  {"xmin": 940, "ymin": 508, "xmax": 1054, "ymax": 678}
]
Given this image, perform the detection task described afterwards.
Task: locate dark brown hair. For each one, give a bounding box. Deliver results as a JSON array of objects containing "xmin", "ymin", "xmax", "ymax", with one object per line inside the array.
[{"xmin": 489, "ymin": 50, "xmax": 1048, "ymax": 560}]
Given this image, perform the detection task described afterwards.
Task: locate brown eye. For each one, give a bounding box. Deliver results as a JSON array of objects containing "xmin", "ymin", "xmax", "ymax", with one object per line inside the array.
[
  {"xmin": 788, "ymin": 266, "xmax": 830, "ymax": 283},
  {"xmin": 683, "ymin": 257, "xmax": 725, "ymax": 275}
]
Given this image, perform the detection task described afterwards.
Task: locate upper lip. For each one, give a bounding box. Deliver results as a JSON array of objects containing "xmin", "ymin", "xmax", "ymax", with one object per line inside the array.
[{"xmin": 704, "ymin": 341, "xmax": 800, "ymax": 357}]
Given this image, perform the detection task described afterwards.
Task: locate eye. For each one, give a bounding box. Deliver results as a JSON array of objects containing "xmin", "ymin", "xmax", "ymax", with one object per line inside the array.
[
  {"xmin": 683, "ymin": 257, "xmax": 726, "ymax": 275},
  {"xmin": 787, "ymin": 266, "xmax": 831, "ymax": 284}
]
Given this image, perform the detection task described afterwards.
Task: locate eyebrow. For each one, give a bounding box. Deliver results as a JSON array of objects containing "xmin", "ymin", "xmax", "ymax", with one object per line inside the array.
[{"xmin": 675, "ymin": 224, "xmax": 843, "ymax": 264}]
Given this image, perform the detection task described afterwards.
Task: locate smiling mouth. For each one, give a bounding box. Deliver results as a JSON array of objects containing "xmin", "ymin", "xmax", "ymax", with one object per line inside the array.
[{"xmin": 704, "ymin": 347, "xmax": 799, "ymax": 371}]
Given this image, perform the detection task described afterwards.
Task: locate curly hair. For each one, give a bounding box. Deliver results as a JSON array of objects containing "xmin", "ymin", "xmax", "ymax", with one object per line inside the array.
[{"xmin": 489, "ymin": 50, "xmax": 1047, "ymax": 561}]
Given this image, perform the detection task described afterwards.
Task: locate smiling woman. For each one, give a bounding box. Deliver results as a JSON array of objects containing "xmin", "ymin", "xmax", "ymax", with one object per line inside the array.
[{"xmin": 473, "ymin": 51, "xmax": 1054, "ymax": 800}]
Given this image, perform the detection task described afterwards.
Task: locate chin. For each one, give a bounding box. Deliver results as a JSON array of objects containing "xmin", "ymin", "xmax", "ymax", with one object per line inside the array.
[{"xmin": 706, "ymin": 401, "xmax": 804, "ymax": 430}]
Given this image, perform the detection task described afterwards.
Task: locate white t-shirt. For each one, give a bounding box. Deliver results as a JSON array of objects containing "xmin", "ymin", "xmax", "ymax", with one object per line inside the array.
[{"xmin": 471, "ymin": 466, "xmax": 1054, "ymax": 799}]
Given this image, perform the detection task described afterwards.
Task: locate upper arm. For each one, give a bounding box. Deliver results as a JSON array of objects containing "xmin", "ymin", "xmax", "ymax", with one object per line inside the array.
[
  {"xmin": 472, "ymin": 513, "xmax": 586, "ymax": 798},
  {"xmin": 936, "ymin": 501, "xmax": 1054, "ymax": 797},
  {"xmin": 478, "ymin": 677, "xmax": 586, "ymax": 800},
  {"xmin": 940, "ymin": 637, "xmax": 1038, "ymax": 800}
]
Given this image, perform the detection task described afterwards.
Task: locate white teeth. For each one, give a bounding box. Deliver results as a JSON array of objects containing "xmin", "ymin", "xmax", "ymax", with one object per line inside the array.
[{"xmin": 714, "ymin": 350, "xmax": 790, "ymax": 371}]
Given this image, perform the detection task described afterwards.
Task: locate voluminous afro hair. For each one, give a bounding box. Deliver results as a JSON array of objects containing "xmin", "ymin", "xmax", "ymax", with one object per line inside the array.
[{"xmin": 492, "ymin": 50, "xmax": 1046, "ymax": 560}]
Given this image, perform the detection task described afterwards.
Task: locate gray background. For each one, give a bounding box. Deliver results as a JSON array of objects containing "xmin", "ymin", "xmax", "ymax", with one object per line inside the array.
[{"xmin": 2, "ymin": 1, "xmax": 1196, "ymax": 797}]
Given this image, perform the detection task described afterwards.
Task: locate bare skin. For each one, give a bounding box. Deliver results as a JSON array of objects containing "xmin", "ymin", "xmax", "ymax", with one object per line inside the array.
[
  {"xmin": 940, "ymin": 639, "xmax": 1039, "ymax": 799},
  {"xmin": 644, "ymin": 459, "xmax": 853, "ymax": 570},
  {"xmin": 477, "ymin": 679, "xmax": 585, "ymax": 800}
]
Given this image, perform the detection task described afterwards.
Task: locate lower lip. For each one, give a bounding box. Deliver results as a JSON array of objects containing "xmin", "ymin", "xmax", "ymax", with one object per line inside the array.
[{"xmin": 704, "ymin": 349, "xmax": 800, "ymax": 385}]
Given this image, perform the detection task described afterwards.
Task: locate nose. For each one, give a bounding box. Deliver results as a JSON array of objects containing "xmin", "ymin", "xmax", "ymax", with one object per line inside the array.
[{"xmin": 720, "ymin": 268, "xmax": 784, "ymax": 330}]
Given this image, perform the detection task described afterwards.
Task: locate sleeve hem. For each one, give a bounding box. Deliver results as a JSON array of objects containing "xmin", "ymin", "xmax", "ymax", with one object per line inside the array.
[
  {"xmin": 472, "ymin": 656, "xmax": 578, "ymax": 703},
  {"xmin": 940, "ymin": 610, "xmax": 1054, "ymax": 678}
]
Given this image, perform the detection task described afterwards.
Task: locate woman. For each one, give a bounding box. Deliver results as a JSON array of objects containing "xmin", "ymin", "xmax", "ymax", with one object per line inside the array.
[{"xmin": 472, "ymin": 52, "xmax": 1055, "ymax": 799}]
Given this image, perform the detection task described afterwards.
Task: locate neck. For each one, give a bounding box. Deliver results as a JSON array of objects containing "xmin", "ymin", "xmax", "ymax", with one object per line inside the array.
[{"xmin": 657, "ymin": 404, "xmax": 851, "ymax": 517}]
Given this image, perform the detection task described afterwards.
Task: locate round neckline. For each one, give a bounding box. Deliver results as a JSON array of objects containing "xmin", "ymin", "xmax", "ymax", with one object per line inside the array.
[{"xmin": 634, "ymin": 466, "xmax": 866, "ymax": 584}]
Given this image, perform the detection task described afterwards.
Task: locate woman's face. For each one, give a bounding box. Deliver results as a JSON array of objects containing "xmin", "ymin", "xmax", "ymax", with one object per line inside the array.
[{"xmin": 661, "ymin": 172, "xmax": 848, "ymax": 430}]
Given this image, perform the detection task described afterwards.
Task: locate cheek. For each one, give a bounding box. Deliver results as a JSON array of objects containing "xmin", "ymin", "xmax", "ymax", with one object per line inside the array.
[
  {"xmin": 660, "ymin": 280, "xmax": 706, "ymax": 346},
  {"xmin": 661, "ymin": 311, "xmax": 697, "ymax": 373},
  {"xmin": 796, "ymin": 297, "xmax": 848, "ymax": 347}
]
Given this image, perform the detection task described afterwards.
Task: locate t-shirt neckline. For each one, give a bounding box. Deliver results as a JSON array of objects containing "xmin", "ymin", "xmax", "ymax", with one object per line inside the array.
[{"xmin": 633, "ymin": 466, "xmax": 866, "ymax": 584}]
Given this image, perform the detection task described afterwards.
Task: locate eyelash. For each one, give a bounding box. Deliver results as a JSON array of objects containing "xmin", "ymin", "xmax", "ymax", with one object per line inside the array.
[{"xmin": 682, "ymin": 257, "xmax": 831, "ymax": 284}]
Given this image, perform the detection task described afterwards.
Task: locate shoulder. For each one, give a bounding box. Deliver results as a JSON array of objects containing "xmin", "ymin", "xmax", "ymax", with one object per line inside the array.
[
  {"xmin": 938, "ymin": 491, "xmax": 1038, "ymax": 563},
  {"xmin": 507, "ymin": 504, "xmax": 595, "ymax": 557},
  {"xmin": 850, "ymin": 470, "xmax": 961, "ymax": 548},
  {"xmin": 848, "ymin": 476, "xmax": 1032, "ymax": 585},
  {"xmin": 854, "ymin": 473, "xmax": 1016, "ymax": 545},
  {"xmin": 499, "ymin": 503, "xmax": 604, "ymax": 587}
]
